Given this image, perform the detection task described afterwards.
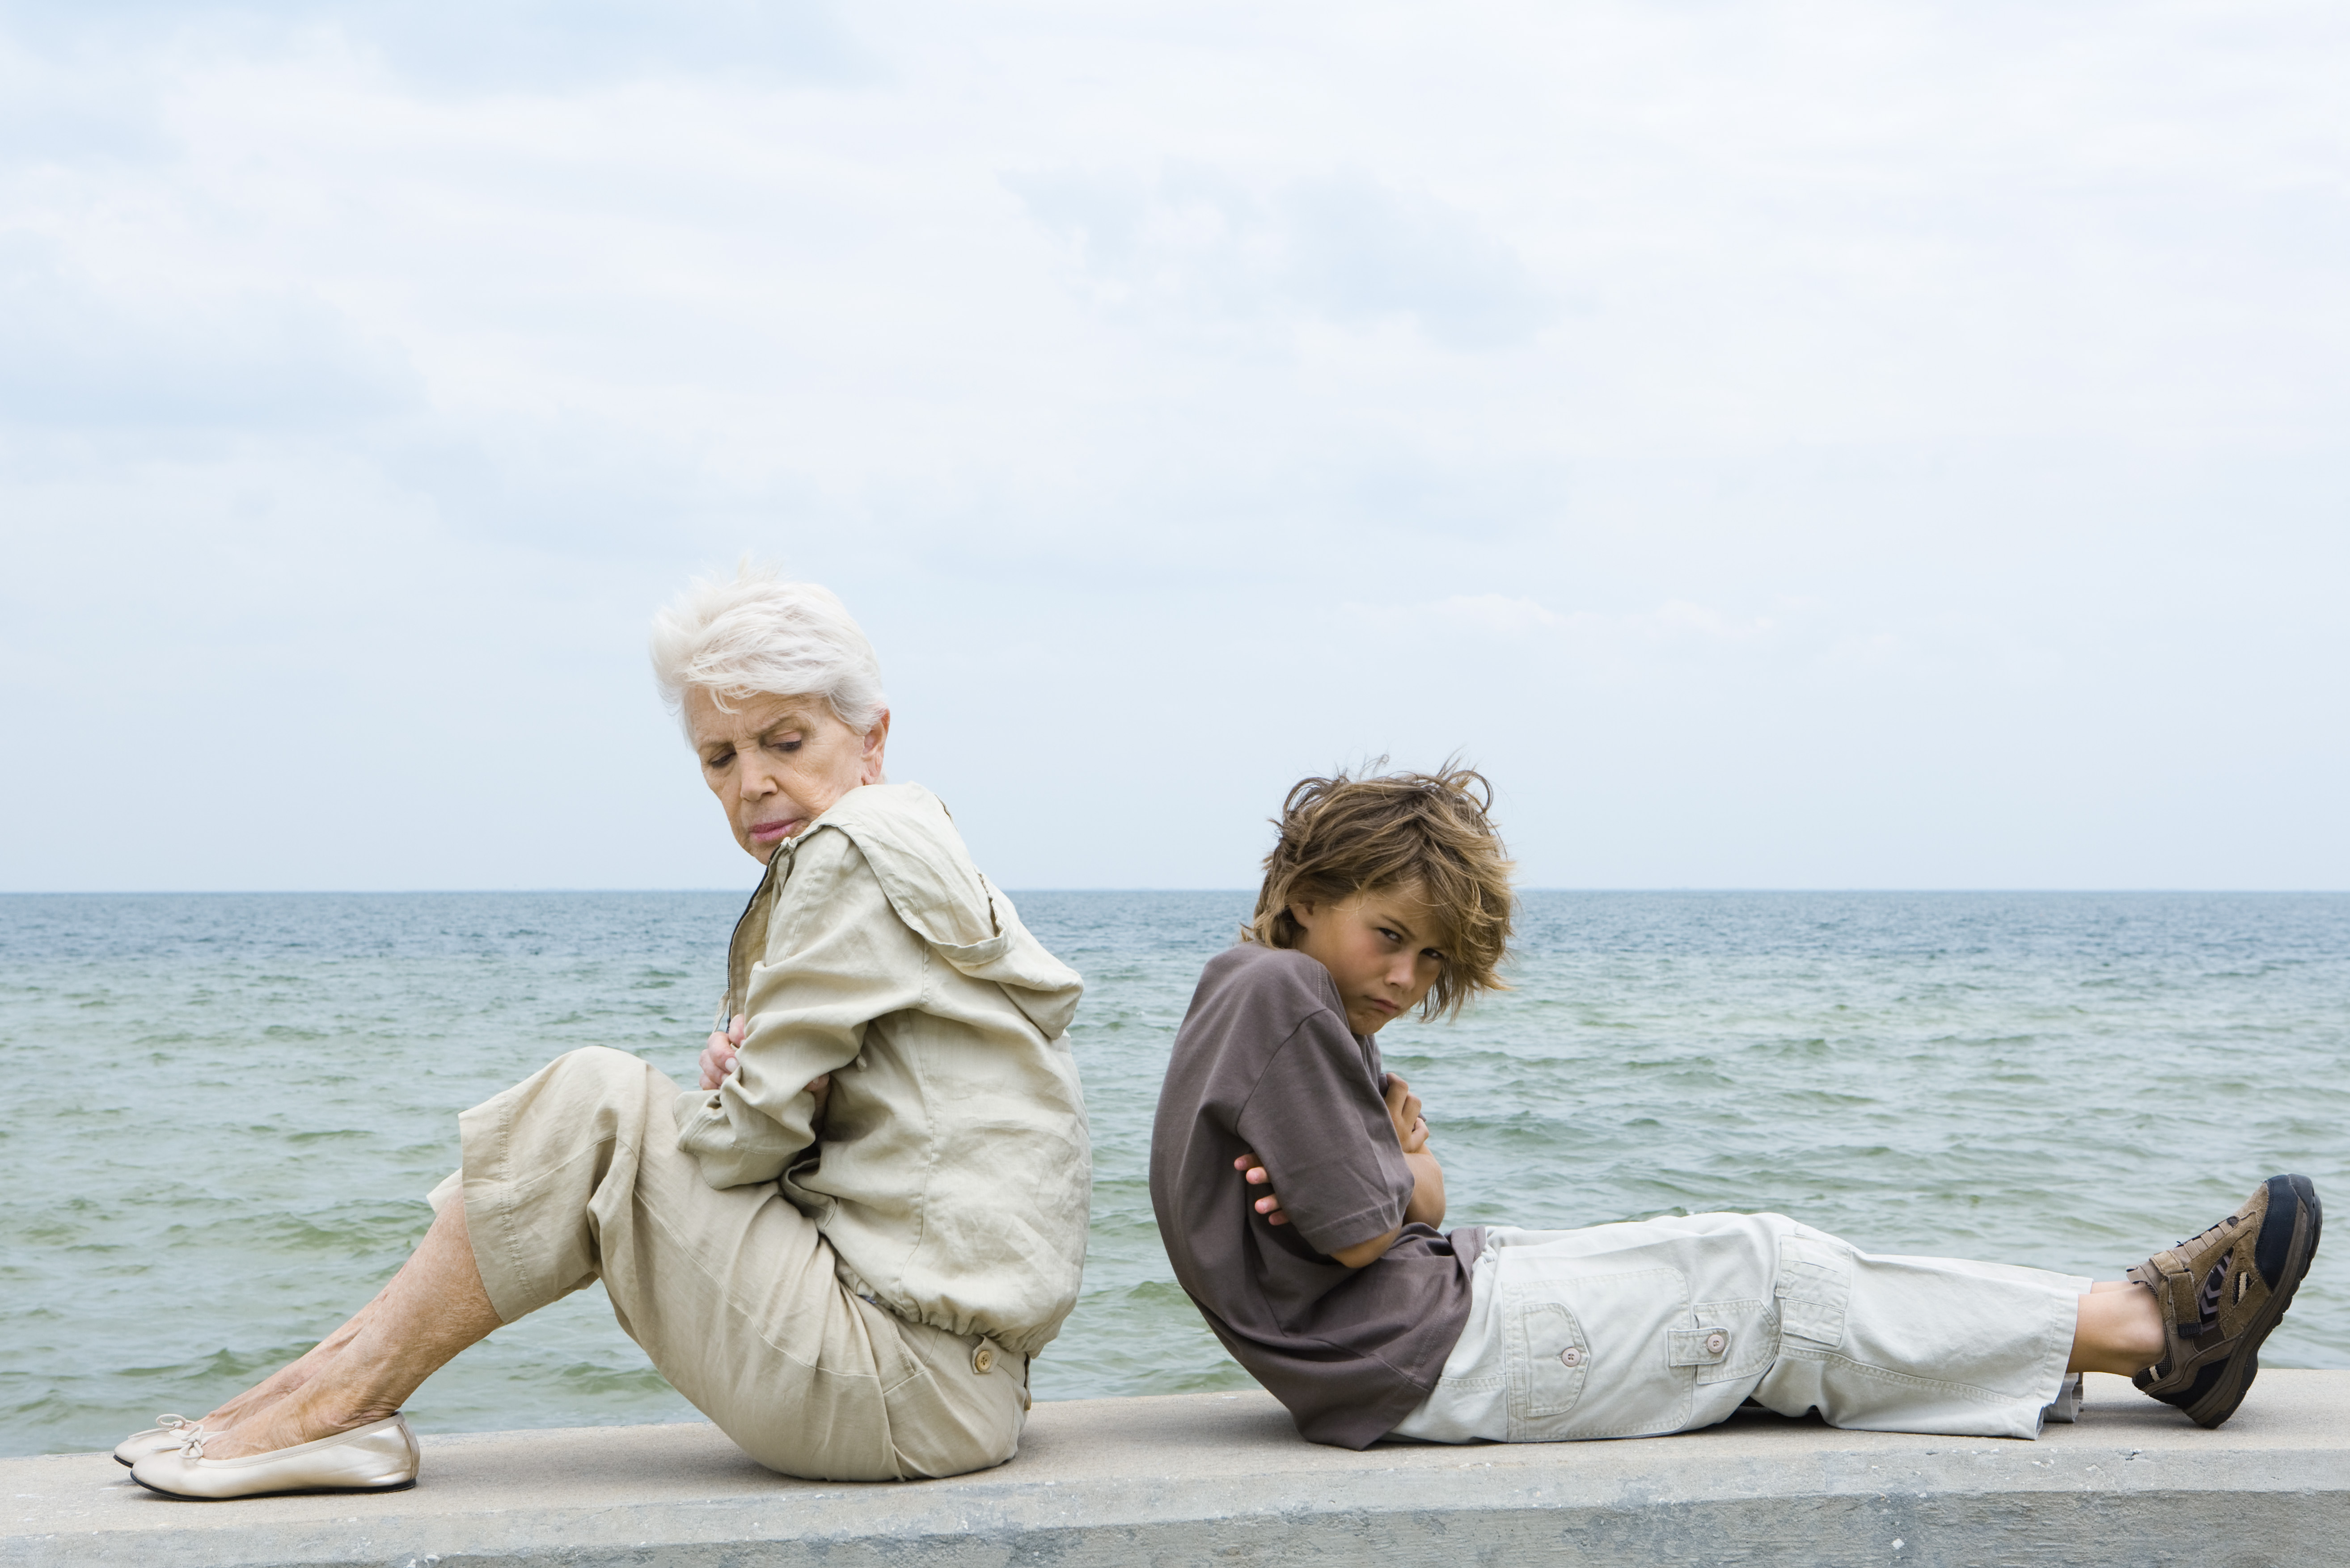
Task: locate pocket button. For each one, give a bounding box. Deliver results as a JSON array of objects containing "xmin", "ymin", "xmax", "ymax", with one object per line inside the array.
[
  {"xmin": 972, "ymin": 1345, "xmax": 995, "ymax": 1375},
  {"xmin": 1704, "ymin": 1331, "xmax": 1728, "ymax": 1357},
  {"xmin": 1559, "ymin": 1347, "xmax": 1584, "ymax": 1368}
]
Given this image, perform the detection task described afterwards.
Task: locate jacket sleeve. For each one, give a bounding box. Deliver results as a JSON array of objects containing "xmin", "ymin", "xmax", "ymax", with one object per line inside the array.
[{"xmin": 674, "ymin": 830, "xmax": 928, "ymax": 1189}]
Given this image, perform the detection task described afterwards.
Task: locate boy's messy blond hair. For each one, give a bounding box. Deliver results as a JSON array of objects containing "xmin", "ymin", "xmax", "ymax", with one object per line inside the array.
[{"xmin": 1247, "ymin": 764, "xmax": 1515, "ymax": 1019}]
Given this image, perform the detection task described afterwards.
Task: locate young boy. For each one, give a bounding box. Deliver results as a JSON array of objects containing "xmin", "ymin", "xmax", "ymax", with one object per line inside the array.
[{"xmin": 1148, "ymin": 767, "xmax": 2322, "ymax": 1448}]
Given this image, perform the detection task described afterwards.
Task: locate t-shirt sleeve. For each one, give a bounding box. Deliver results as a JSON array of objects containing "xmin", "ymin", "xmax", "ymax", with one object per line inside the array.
[{"xmin": 1233, "ymin": 1013, "xmax": 1414, "ymax": 1257}]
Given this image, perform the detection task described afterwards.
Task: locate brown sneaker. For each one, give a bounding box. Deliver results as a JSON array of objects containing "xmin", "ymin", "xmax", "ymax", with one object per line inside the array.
[{"xmin": 2128, "ymin": 1174, "xmax": 2321, "ymax": 1429}]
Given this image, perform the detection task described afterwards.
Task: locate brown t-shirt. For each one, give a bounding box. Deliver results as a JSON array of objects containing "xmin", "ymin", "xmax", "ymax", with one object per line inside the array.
[{"xmin": 1150, "ymin": 942, "xmax": 1484, "ymax": 1448}]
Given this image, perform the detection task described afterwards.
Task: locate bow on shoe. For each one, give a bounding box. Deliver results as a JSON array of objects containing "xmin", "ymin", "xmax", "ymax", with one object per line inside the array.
[{"xmin": 174, "ymin": 1425, "xmax": 213, "ymax": 1459}]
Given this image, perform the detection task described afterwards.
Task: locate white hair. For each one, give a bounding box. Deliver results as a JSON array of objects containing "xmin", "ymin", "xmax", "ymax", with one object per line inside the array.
[{"xmin": 648, "ymin": 561, "xmax": 889, "ymax": 737}]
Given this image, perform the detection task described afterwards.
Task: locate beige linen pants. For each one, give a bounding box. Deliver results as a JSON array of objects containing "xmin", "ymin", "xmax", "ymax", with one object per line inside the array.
[
  {"xmin": 1393, "ymin": 1215, "xmax": 2086, "ymax": 1445},
  {"xmin": 427, "ymin": 1046, "xmax": 1027, "ymax": 1481}
]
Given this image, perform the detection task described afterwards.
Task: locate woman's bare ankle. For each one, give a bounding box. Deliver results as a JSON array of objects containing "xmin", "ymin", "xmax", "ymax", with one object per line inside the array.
[{"xmin": 199, "ymin": 1315, "xmax": 374, "ymax": 1429}]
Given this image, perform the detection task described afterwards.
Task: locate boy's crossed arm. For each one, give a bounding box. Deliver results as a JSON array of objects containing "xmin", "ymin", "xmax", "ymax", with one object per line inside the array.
[{"xmin": 1236, "ymin": 1072, "xmax": 1447, "ymax": 1268}]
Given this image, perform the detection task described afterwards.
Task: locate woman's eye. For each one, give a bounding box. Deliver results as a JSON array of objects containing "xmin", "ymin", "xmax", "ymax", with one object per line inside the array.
[
  {"xmin": 772, "ymin": 739, "xmax": 802, "ymax": 754},
  {"xmin": 705, "ymin": 750, "xmax": 734, "ymax": 769}
]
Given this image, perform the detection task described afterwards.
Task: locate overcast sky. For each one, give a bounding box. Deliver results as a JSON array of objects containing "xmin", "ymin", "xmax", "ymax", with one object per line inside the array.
[{"xmin": 2, "ymin": 0, "xmax": 2345, "ymax": 893}]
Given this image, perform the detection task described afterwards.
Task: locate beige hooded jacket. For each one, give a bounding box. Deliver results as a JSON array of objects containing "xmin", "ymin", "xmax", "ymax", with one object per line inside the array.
[{"xmin": 672, "ymin": 783, "xmax": 1090, "ymax": 1357}]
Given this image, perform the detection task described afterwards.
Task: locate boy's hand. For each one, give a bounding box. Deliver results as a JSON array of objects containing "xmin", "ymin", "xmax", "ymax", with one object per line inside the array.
[
  {"xmin": 1234, "ymin": 1152, "xmax": 1290, "ymax": 1226},
  {"xmin": 698, "ymin": 1012, "xmax": 834, "ymax": 1129},
  {"xmin": 1382, "ymin": 1072, "xmax": 1429, "ymax": 1155}
]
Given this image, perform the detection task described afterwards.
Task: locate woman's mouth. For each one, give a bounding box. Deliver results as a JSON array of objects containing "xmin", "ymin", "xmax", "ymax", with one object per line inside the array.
[{"xmin": 749, "ymin": 818, "xmax": 800, "ymax": 844}]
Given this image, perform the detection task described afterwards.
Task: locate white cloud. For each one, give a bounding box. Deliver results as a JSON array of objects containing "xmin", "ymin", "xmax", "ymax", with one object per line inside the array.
[
  {"xmin": 1, "ymin": 1, "xmax": 2346, "ymax": 890},
  {"xmin": 1011, "ymin": 165, "xmax": 1551, "ymax": 349}
]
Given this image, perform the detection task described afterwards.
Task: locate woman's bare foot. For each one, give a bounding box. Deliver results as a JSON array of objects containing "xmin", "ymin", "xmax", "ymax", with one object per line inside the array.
[
  {"xmin": 182, "ymin": 1197, "xmax": 501, "ymax": 1460},
  {"xmin": 187, "ymin": 1374, "xmax": 397, "ymax": 1460},
  {"xmin": 192, "ymin": 1301, "xmax": 380, "ymax": 1433}
]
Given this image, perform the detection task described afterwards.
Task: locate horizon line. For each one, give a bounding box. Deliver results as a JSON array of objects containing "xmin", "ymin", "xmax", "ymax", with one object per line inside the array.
[{"xmin": 4, "ymin": 887, "xmax": 2346, "ymax": 898}]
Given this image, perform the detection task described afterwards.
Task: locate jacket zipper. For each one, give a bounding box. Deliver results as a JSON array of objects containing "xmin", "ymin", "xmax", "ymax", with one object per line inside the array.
[{"xmin": 721, "ymin": 842, "xmax": 788, "ymax": 1020}]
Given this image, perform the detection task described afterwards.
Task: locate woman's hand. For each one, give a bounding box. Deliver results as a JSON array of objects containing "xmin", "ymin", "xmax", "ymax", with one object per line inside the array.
[
  {"xmin": 1233, "ymin": 1151, "xmax": 1289, "ymax": 1226},
  {"xmin": 698, "ymin": 1012, "xmax": 835, "ymax": 1129},
  {"xmin": 699, "ymin": 1014, "xmax": 748, "ymax": 1091}
]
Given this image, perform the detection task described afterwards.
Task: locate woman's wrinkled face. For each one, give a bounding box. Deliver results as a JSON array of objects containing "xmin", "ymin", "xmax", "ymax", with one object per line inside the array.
[{"xmin": 685, "ymin": 687, "xmax": 889, "ymax": 863}]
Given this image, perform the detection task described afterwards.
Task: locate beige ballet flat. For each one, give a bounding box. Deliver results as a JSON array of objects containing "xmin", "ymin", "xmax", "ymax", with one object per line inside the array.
[
  {"xmin": 113, "ymin": 1415, "xmax": 199, "ymax": 1467},
  {"xmin": 129, "ymin": 1414, "xmax": 419, "ymax": 1500}
]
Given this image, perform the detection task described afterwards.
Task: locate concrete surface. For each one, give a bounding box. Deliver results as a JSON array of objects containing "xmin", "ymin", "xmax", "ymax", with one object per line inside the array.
[{"xmin": 5, "ymin": 1371, "xmax": 2345, "ymax": 1568}]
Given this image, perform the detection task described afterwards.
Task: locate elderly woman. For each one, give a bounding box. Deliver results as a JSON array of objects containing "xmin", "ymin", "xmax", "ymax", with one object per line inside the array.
[{"xmin": 118, "ymin": 567, "xmax": 1091, "ymax": 1496}]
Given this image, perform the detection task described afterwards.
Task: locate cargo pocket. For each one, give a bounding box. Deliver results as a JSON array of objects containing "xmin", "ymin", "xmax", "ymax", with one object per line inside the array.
[
  {"xmin": 1507, "ymin": 1298, "xmax": 1588, "ymax": 1420},
  {"xmin": 1775, "ymin": 1233, "xmax": 1853, "ymax": 1351},
  {"xmin": 1500, "ymin": 1259, "xmax": 1693, "ymax": 1441}
]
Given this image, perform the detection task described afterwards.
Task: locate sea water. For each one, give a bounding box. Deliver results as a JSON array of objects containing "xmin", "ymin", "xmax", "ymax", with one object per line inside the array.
[{"xmin": 1, "ymin": 890, "xmax": 2343, "ymax": 1456}]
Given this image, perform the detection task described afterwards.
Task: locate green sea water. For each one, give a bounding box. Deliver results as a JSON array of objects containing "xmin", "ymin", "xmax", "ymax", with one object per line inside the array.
[{"xmin": 2, "ymin": 890, "xmax": 2343, "ymax": 1456}]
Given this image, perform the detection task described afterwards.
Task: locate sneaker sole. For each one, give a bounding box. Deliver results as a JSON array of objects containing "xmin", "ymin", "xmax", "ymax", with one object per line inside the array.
[{"xmin": 2176, "ymin": 1174, "xmax": 2321, "ymax": 1429}]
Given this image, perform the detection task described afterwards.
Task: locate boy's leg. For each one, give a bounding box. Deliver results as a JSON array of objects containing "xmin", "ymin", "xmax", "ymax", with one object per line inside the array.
[
  {"xmin": 1754, "ymin": 1238, "xmax": 2086, "ymax": 1438},
  {"xmin": 1393, "ymin": 1213, "xmax": 2087, "ymax": 1444},
  {"xmin": 2072, "ymin": 1281, "xmax": 2164, "ymax": 1374},
  {"xmin": 1391, "ymin": 1176, "xmax": 2320, "ymax": 1446}
]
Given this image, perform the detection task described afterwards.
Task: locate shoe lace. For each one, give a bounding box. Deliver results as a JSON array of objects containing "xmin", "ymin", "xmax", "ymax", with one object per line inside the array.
[{"xmin": 2168, "ymin": 1213, "xmax": 2236, "ymax": 1256}]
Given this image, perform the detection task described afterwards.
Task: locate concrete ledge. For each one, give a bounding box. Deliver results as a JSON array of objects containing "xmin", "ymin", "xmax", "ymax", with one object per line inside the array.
[{"xmin": 6, "ymin": 1372, "xmax": 2345, "ymax": 1568}]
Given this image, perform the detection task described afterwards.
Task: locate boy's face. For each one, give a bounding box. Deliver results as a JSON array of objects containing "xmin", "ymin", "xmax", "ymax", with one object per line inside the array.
[{"xmin": 1288, "ymin": 884, "xmax": 1450, "ymax": 1036}]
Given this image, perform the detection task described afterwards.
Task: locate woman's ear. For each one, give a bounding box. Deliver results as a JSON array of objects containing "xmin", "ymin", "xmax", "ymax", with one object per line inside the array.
[
  {"xmin": 1287, "ymin": 899, "xmax": 1317, "ymax": 932},
  {"xmin": 859, "ymin": 709, "xmax": 891, "ymax": 785}
]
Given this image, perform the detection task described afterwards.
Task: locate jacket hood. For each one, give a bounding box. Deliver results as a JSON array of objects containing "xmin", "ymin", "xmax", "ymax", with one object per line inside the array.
[{"xmin": 804, "ymin": 783, "xmax": 1084, "ymax": 1038}]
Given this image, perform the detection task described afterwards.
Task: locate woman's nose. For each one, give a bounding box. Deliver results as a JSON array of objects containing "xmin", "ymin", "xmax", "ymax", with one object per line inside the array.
[{"xmin": 737, "ymin": 753, "xmax": 781, "ymax": 799}]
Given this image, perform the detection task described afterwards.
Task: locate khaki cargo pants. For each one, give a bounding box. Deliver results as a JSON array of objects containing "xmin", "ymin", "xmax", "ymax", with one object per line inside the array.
[
  {"xmin": 1394, "ymin": 1215, "xmax": 2087, "ymax": 1444},
  {"xmin": 427, "ymin": 1046, "xmax": 1027, "ymax": 1481}
]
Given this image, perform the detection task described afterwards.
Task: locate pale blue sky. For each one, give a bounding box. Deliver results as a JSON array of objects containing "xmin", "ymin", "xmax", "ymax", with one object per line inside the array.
[{"xmin": 2, "ymin": 1, "xmax": 2345, "ymax": 891}]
